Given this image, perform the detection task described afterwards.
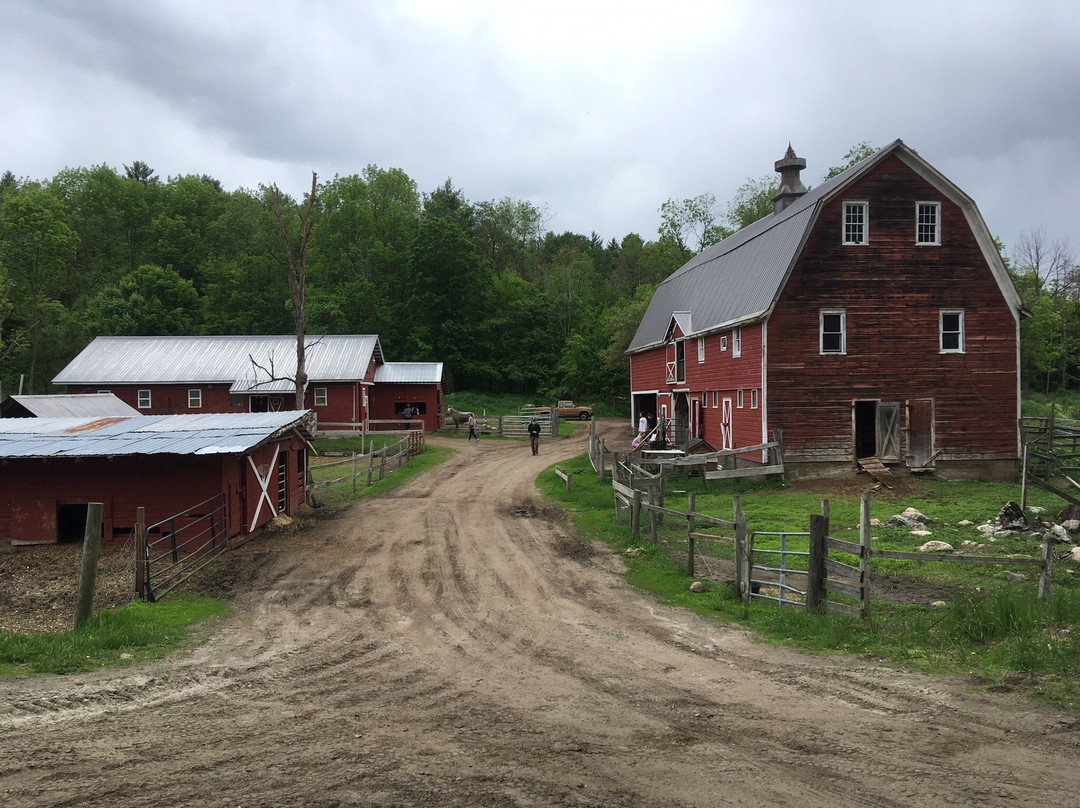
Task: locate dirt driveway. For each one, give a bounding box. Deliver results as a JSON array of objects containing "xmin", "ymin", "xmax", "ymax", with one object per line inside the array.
[{"xmin": 1, "ymin": 421, "xmax": 1078, "ymax": 807}]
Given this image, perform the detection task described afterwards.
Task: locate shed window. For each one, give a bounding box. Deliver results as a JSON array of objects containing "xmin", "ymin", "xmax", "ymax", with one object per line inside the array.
[
  {"xmin": 737, "ymin": 389, "xmax": 744, "ymax": 408},
  {"xmin": 697, "ymin": 337, "xmax": 705, "ymax": 363},
  {"xmin": 314, "ymin": 387, "xmax": 328, "ymax": 407},
  {"xmin": 188, "ymin": 389, "xmax": 202, "ymax": 408},
  {"xmin": 843, "ymin": 201, "xmax": 868, "ymax": 245},
  {"xmin": 820, "ymin": 311, "xmax": 846, "ymax": 354},
  {"xmin": 751, "ymin": 388, "xmax": 759, "ymax": 409},
  {"xmin": 940, "ymin": 310, "xmax": 965, "ymax": 353},
  {"xmin": 231, "ymin": 394, "xmax": 244, "ymax": 407},
  {"xmin": 733, "ymin": 327, "xmax": 741, "ymax": 358},
  {"xmin": 138, "ymin": 389, "xmax": 151, "ymax": 409},
  {"xmin": 712, "ymin": 391, "xmax": 718, "ymax": 408},
  {"xmin": 917, "ymin": 202, "xmax": 940, "ymax": 245},
  {"xmin": 720, "ymin": 335, "xmax": 728, "ymax": 352}
]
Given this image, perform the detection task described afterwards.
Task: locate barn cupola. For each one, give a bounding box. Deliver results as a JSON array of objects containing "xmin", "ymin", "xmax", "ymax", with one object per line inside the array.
[{"xmin": 773, "ymin": 143, "xmax": 808, "ymax": 213}]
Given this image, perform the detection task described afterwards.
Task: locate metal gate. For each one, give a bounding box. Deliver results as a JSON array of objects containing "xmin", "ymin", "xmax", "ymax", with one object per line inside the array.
[{"xmin": 747, "ymin": 531, "xmax": 810, "ymax": 607}]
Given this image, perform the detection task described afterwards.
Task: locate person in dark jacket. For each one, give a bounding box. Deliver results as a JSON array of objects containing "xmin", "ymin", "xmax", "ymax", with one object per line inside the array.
[{"xmin": 528, "ymin": 417, "xmax": 542, "ymax": 455}]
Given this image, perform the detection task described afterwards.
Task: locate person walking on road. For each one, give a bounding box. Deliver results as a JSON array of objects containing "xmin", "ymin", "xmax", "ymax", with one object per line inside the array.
[
  {"xmin": 467, "ymin": 414, "xmax": 479, "ymax": 441},
  {"xmin": 528, "ymin": 417, "xmax": 542, "ymax": 455}
]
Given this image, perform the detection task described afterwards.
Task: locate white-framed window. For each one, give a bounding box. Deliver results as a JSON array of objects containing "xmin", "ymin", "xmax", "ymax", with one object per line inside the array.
[
  {"xmin": 843, "ymin": 201, "xmax": 868, "ymax": 245},
  {"xmin": 712, "ymin": 391, "xmax": 718, "ymax": 408},
  {"xmin": 820, "ymin": 310, "xmax": 846, "ymax": 354},
  {"xmin": 733, "ymin": 327, "xmax": 742, "ymax": 358},
  {"xmin": 737, "ymin": 389, "xmax": 744, "ymax": 408},
  {"xmin": 188, "ymin": 389, "xmax": 202, "ymax": 408},
  {"xmin": 697, "ymin": 337, "xmax": 705, "ymax": 363},
  {"xmin": 940, "ymin": 310, "xmax": 965, "ymax": 353},
  {"xmin": 751, "ymin": 388, "xmax": 759, "ymax": 409},
  {"xmin": 137, "ymin": 389, "xmax": 151, "ymax": 409},
  {"xmin": 917, "ymin": 201, "xmax": 940, "ymax": 245},
  {"xmin": 720, "ymin": 335, "xmax": 728, "ymax": 352},
  {"xmin": 314, "ymin": 387, "xmax": 328, "ymax": 407},
  {"xmin": 97, "ymin": 389, "xmax": 110, "ymax": 394}
]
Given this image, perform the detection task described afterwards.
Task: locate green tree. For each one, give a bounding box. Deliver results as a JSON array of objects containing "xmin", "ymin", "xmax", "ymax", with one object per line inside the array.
[
  {"xmin": 86, "ymin": 263, "xmax": 201, "ymax": 336},
  {"xmin": 825, "ymin": 141, "xmax": 876, "ymax": 179},
  {"xmin": 724, "ymin": 175, "xmax": 778, "ymax": 231},
  {"xmin": 658, "ymin": 193, "xmax": 727, "ymax": 258}
]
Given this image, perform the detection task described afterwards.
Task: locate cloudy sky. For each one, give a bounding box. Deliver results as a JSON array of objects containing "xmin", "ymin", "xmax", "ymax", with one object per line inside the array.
[{"xmin": 2, "ymin": 0, "xmax": 1078, "ymax": 254}]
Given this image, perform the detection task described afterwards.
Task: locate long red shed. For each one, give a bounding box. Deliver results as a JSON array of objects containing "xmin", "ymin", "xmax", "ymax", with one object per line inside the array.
[
  {"xmin": 0, "ymin": 411, "xmax": 314, "ymax": 547},
  {"xmin": 628, "ymin": 140, "xmax": 1024, "ymax": 481}
]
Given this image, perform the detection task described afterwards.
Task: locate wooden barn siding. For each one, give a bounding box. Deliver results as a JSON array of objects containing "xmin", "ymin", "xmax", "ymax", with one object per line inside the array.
[
  {"xmin": 766, "ymin": 155, "xmax": 1018, "ymax": 462},
  {"xmin": 687, "ymin": 324, "xmax": 765, "ymax": 452},
  {"xmin": 369, "ymin": 383, "xmax": 443, "ymax": 432},
  {"xmin": 69, "ymin": 382, "xmax": 363, "ymax": 425},
  {"xmin": 0, "ymin": 455, "xmax": 227, "ymax": 546}
]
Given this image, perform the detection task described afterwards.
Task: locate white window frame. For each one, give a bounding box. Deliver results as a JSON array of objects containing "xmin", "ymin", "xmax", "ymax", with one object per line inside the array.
[
  {"xmin": 137, "ymin": 389, "xmax": 151, "ymax": 409},
  {"xmin": 940, "ymin": 309, "xmax": 965, "ymax": 353},
  {"xmin": 188, "ymin": 388, "xmax": 202, "ymax": 408},
  {"xmin": 97, "ymin": 389, "xmax": 110, "ymax": 394},
  {"xmin": 917, "ymin": 201, "xmax": 941, "ymax": 245},
  {"xmin": 843, "ymin": 201, "xmax": 868, "ymax": 245},
  {"xmin": 737, "ymin": 389, "xmax": 744, "ymax": 409},
  {"xmin": 733, "ymin": 327, "xmax": 742, "ymax": 358},
  {"xmin": 720, "ymin": 335, "xmax": 728, "ymax": 352},
  {"xmin": 697, "ymin": 337, "xmax": 705, "ymax": 364},
  {"xmin": 314, "ymin": 387, "xmax": 328, "ymax": 407},
  {"xmin": 820, "ymin": 310, "xmax": 846, "ymax": 355},
  {"xmin": 712, "ymin": 390, "xmax": 718, "ymax": 408},
  {"xmin": 751, "ymin": 388, "xmax": 759, "ymax": 409}
]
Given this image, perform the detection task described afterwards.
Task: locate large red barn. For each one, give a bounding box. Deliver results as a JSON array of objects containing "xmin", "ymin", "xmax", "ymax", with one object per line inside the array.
[{"xmin": 628, "ymin": 140, "xmax": 1024, "ymax": 481}]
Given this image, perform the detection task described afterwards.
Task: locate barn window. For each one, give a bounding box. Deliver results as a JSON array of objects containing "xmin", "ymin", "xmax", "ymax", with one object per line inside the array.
[
  {"xmin": 138, "ymin": 389, "xmax": 151, "ymax": 409},
  {"xmin": 737, "ymin": 389, "xmax": 744, "ymax": 408},
  {"xmin": 820, "ymin": 311, "xmax": 846, "ymax": 354},
  {"xmin": 843, "ymin": 201, "xmax": 868, "ymax": 245},
  {"xmin": 720, "ymin": 335, "xmax": 728, "ymax": 351},
  {"xmin": 940, "ymin": 310, "xmax": 965, "ymax": 353},
  {"xmin": 97, "ymin": 389, "xmax": 110, "ymax": 394},
  {"xmin": 675, "ymin": 339, "xmax": 686, "ymax": 383},
  {"xmin": 314, "ymin": 387, "xmax": 327, "ymax": 407},
  {"xmin": 231, "ymin": 394, "xmax": 244, "ymax": 407},
  {"xmin": 751, "ymin": 388, "xmax": 759, "ymax": 409},
  {"xmin": 733, "ymin": 327, "xmax": 742, "ymax": 358},
  {"xmin": 917, "ymin": 202, "xmax": 940, "ymax": 245},
  {"xmin": 712, "ymin": 390, "xmax": 718, "ymax": 408},
  {"xmin": 697, "ymin": 337, "xmax": 705, "ymax": 363},
  {"xmin": 188, "ymin": 389, "xmax": 202, "ymax": 408}
]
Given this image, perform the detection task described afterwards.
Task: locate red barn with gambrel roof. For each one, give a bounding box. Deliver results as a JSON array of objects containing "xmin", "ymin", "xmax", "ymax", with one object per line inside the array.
[{"xmin": 628, "ymin": 140, "xmax": 1024, "ymax": 481}]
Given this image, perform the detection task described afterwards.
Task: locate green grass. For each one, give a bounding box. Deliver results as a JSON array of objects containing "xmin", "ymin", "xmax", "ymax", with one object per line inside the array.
[
  {"xmin": 309, "ymin": 439, "xmax": 454, "ymax": 503},
  {"xmin": 1022, "ymin": 390, "xmax": 1080, "ymax": 420},
  {"xmin": 536, "ymin": 454, "xmax": 1080, "ymax": 711},
  {"xmin": 0, "ymin": 595, "xmax": 229, "ymax": 676}
]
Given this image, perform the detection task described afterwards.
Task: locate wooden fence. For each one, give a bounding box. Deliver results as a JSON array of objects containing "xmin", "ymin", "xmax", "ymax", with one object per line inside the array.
[
  {"xmin": 308, "ymin": 430, "xmax": 425, "ymax": 496},
  {"xmin": 587, "ymin": 419, "xmax": 612, "ymax": 477},
  {"xmin": 135, "ymin": 493, "xmax": 229, "ymax": 602},
  {"xmin": 1020, "ymin": 409, "xmax": 1080, "ymax": 509}
]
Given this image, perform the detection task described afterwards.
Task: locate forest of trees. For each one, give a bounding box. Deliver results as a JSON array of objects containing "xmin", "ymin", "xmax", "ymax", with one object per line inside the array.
[{"xmin": 0, "ymin": 146, "xmax": 1076, "ymax": 406}]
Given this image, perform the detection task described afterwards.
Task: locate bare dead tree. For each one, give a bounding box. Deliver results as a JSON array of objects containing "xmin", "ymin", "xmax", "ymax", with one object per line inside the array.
[
  {"xmin": 269, "ymin": 172, "xmax": 319, "ymax": 410},
  {"xmin": 1012, "ymin": 228, "xmax": 1075, "ymax": 298}
]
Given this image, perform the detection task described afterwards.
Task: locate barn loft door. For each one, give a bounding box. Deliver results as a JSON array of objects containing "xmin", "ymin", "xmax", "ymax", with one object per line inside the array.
[{"xmin": 876, "ymin": 402, "xmax": 901, "ymax": 461}]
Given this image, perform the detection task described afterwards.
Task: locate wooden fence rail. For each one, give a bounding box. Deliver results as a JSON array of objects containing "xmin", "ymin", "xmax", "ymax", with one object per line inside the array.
[{"xmin": 309, "ymin": 431, "xmax": 425, "ymax": 495}]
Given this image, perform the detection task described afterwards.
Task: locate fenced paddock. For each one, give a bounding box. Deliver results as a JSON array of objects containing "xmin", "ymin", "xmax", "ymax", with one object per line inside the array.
[
  {"xmin": 1021, "ymin": 410, "xmax": 1080, "ymax": 509},
  {"xmin": 308, "ymin": 431, "xmax": 425, "ymax": 501}
]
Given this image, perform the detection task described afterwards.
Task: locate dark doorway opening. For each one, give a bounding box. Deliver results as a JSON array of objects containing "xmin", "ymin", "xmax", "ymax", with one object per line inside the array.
[
  {"xmin": 250, "ymin": 396, "xmax": 268, "ymax": 413},
  {"xmin": 854, "ymin": 401, "xmax": 878, "ymax": 458},
  {"xmin": 56, "ymin": 504, "xmax": 90, "ymax": 544}
]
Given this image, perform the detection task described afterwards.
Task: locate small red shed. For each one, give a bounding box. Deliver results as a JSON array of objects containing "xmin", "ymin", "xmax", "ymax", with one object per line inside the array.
[
  {"xmin": 370, "ymin": 362, "xmax": 445, "ymax": 432},
  {"xmin": 0, "ymin": 411, "xmax": 314, "ymax": 548}
]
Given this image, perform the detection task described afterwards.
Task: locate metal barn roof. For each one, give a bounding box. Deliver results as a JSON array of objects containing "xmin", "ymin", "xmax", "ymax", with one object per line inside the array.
[
  {"xmin": 374, "ymin": 362, "xmax": 444, "ymax": 384},
  {"xmin": 1, "ymin": 393, "xmax": 139, "ymax": 418},
  {"xmin": 0, "ymin": 411, "xmax": 315, "ymax": 459},
  {"xmin": 53, "ymin": 335, "xmax": 383, "ymax": 388}
]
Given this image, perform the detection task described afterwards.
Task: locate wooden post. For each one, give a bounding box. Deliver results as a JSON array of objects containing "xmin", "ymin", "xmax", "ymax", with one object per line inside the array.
[
  {"xmin": 859, "ymin": 493, "xmax": 872, "ymax": 619},
  {"xmin": 1020, "ymin": 443, "xmax": 1029, "ymax": 510},
  {"xmin": 367, "ymin": 449, "xmax": 375, "ymax": 486},
  {"xmin": 352, "ymin": 451, "xmax": 358, "ymax": 494},
  {"xmin": 74, "ymin": 503, "xmax": 104, "ymax": 629},
  {"xmin": 134, "ymin": 507, "xmax": 146, "ymax": 600},
  {"xmin": 1038, "ymin": 539, "xmax": 1053, "ymax": 602},
  {"xmin": 649, "ymin": 500, "xmax": 658, "ymax": 543},
  {"xmin": 687, "ymin": 493, "xmax": 696, "ymax": 577},
  {"xmin": 807, "ymin": 514, "xmax": 826, "ymax": 611},
  {"xmin": 1046, "ymin": 404, "xmax": 1056, "ymax": 483},
  {"xmin": 735, "ymin": 515, "xmax": 749, "ymax": 603},
  {"xmin": 566, "ymin": 471, "xmax": 573, "ymax": 494},
  {"xmin": 600, "ymin": 438, "xmax": 606, "ymax": 478},
  {"xmin": 632, "ymin": 489, "xmax": 642, "ymax": 538}
]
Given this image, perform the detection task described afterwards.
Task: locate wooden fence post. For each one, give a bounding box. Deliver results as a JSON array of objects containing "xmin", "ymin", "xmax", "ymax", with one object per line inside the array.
[
  {"xmin": 687, "ymin": 493, "xmax": 696, "ymax": 577},
  {"xmin": 135, "ymin": 506, "xmax": 146, "ymax": 600},
  {"xmin": 367, "ymin": 450, "xmax": 375, "ymax": 486},
  {"xmin": 600, "ymin": 438, "xmax": 606, "ymax": 478},
  {"xmin": 352, "ymin": 451, "xmax": 358, "ymax": 494},
  {"xmin": 807, "ymin": 514, "xmax": 826, "ymax": 611},
  {"xmin": 74, "ymin": 503, "xmax": 104, "ymax": 629},
  {"xmin": 1038, "ymin": 539, "xmax": 1053, "ymax": 602},
  {"xmin": 735, "ymin": 515, "xmax": 749, "ymax": 603},
  {"xmin": 859, "ymin": 493, "xmax": 872, "ymax": 619},
  {"xmin": 1020, "ymin": 443, "xmax": 1029, "ymax": 510}
]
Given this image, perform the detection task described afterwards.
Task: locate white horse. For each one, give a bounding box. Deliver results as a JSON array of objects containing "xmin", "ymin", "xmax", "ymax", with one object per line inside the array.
[{"xmin": 445, "ymin": 405, "xmax": 474, "ymax": 431}]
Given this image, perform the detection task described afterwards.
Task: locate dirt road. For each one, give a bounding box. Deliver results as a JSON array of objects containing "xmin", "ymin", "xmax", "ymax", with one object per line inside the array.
[{"xmin": 1, "ymin": 422, "xmax": 1078, "ymax": 807}]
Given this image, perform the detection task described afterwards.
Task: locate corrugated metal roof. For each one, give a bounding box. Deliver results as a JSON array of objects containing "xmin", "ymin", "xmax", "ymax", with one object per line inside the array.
[
  {"xmin": 53, "ymin": 335, "xmax": 383, "ymax": 387},
  {"xmin": 3, "ymin": 393, "xmax": 139, "ymax": 418},
  {"xmin": 374, "ymin": 362, "xmax": 444, "ymax": 384},
  {"xmin": 0, "ymin": 411, "xmax": 315, "ymax": 459}
]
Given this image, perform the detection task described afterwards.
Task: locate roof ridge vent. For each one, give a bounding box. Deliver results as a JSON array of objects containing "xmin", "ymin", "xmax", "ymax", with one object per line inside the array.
[{"xmin": 773, "ymin": 143, "xmax": 808, "ymax": 213}]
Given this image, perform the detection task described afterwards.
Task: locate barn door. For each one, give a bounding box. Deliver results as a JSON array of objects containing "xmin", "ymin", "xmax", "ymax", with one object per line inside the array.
[
  {"xmin": 876, "ymin": 402, "xmax": 901, "ymax": 461},
  {"xmin": 721, "ymin": 397, "xmax": 733, "ymax": 450},
  {"xmin": 908, "ymin": 399, "xmax": 934, "ymax": 468}
]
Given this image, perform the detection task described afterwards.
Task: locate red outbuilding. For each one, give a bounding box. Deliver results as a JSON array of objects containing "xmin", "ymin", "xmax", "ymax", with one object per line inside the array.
[{"xmin": 0, "ymin": 411, "xmax": 314, "ymax": 547}]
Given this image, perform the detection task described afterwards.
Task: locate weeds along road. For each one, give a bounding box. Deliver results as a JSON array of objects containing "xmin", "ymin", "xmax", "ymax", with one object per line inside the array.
[{"xmin": 1, "ymin": 420, "xmax": 1078, "ymax": 807}]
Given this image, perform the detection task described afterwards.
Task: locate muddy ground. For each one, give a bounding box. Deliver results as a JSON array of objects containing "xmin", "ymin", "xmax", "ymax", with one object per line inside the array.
[{"xmin": 1, "ymin": 421, "xmax": 1079, "ymax": 807}]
